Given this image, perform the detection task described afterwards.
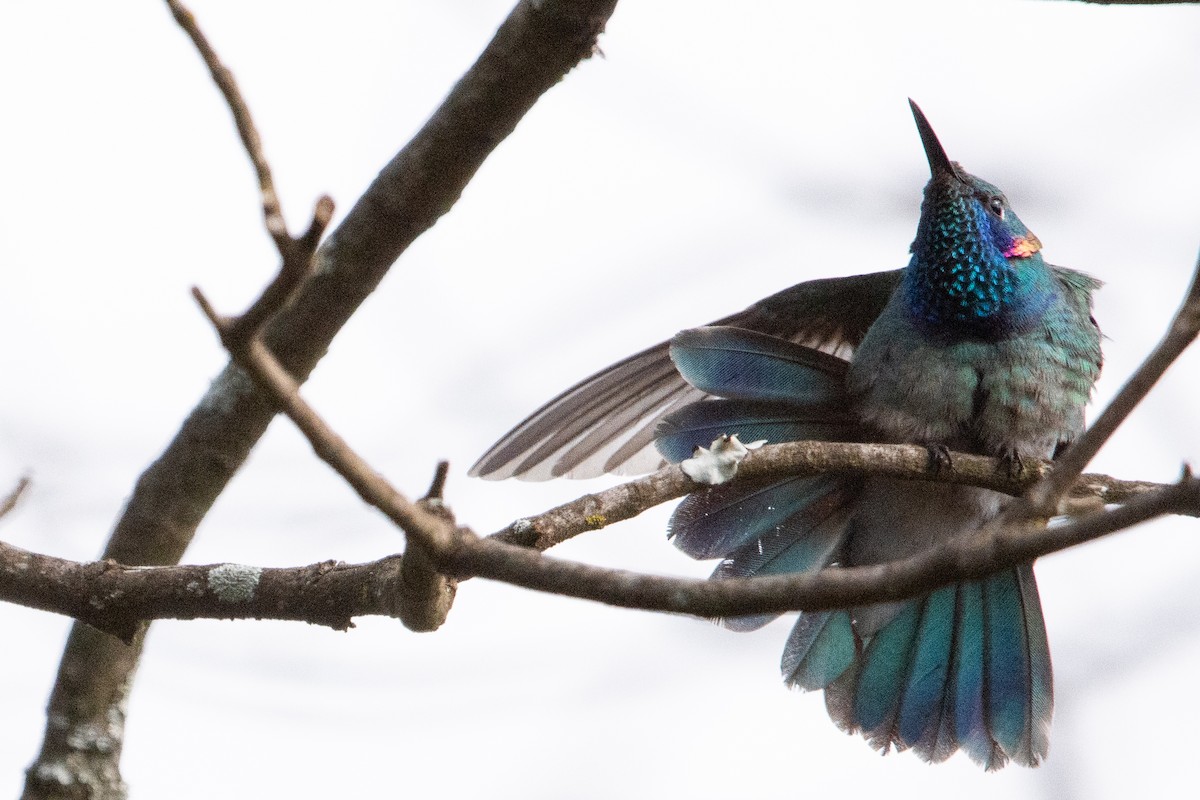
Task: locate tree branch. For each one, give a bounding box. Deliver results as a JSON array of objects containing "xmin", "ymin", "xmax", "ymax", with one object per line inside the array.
[
  {"xmin": 8, "ymin": 248, "xmax": 1184, "ymax": 635},
  {"xmin": 24, "ymin": 2, "xmax": 620, "ymax": 798},
  {"xmin": 0, "ymin": 540, "xmax": 405, "ymax": 643},
  {"xmin": 489, "ymin": 441, "xmax": 1173, "ymax": 552},
  {"xmin": 192, "ymin": 283, "xmax": 459, "ymax": 632},
  {"xmin": 164, "ymin": 0, "xmax": 285, "ymax": 250},
  {"xmin": 445, "ymin": 473, "xmax": 1200, "ymax": 617},
  {"xmin": 3, "ymin": 463, "xmax": 1193, "ymax": 632},
  {"xmin": 27, "ymin": 266, "xmax": 1161, "ymax": 633},
  {"xmin": 0, "ymin": 475, "xmax": 30, "ymax": 522},
  {"xmin": 1022, "ymin": 250, "xmax": 1200, "ymax": 518}
]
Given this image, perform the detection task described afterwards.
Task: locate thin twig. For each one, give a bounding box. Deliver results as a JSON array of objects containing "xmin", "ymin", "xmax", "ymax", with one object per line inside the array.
[
  {"xmin": 0, "ymin": 475, "xmax": 30, "ymax": 521},
  {"xmin": 195, "ymin": 288, "xmax": 452, "ymax": 552},
  {"xmin": 165, "ymin": 0, "xmax": 288, "ymax": 249},
  {"xmin": 1024, "ymin": 252, "xmax": 1200, "ymax": 517},
  {"xmin": 228, "ymin": 195, "xmax": 336, "ymax": 342},
  {"xmin": 166, "ymin": 1, "xmax": 336, "ymax": 343}
]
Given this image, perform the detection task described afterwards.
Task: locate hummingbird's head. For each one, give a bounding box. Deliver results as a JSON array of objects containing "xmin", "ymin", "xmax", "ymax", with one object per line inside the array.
[{"xmin": 904, "ymin": 100, "xmax": 1050, "ymax": 337}]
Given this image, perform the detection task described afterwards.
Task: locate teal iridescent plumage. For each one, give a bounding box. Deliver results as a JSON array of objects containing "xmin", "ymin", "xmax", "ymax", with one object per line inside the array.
[{"xmin": 471, "ymin": 101, "xmax": 1102, "ymax": 769}]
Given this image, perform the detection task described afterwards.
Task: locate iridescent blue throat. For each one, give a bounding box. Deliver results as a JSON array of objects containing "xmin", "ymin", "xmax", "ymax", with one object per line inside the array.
[{"xmin": 904, "ymin": 192, "xmax": 1052, "ymax": 341}]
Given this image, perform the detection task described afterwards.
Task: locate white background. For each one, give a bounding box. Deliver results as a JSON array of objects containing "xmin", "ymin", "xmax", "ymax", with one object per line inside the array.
[{"xmin": 2, "ymin": 1, "xmax": 1199, "ymax": 798}]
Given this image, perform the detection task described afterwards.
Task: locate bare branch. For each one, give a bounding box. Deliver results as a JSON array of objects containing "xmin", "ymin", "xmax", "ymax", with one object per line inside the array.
[
  {"xmin": 192, "ymin": 289, "xmax": 455, "ymax": 551},
  {"xmin": 444, "ymin": 474, "xmax": 1200, "ymax": 617},
  {"xmin": 167, "ymin": 0, "xmax": 338, "ymax": 341},
  {"xmin": 0, "ymin": 475, "xmax": 30, "ymax": 521},
  {"xmin": 164, "ymin": 0, "xmax": 290, "ymax": 251},
  {"xmin": 26, "ymin": 3, "xmax": 620, "ymax": 797},
  {"xmin": 194, "ymin": 286, "xmax": 459, "ymax": 632},
  {"xmin": 3, "ymin": 468, "xmax": 1193, "ymax": 633},
  {"xmin": 228, "ymin": 194, "xmax": 337, "ymax": 343},
  {"xmin": 490, "ymin": 441, "xmax": 1173, "ymax": 552},
  {"xmin": 1024, "ymin": 251, "xmax": 1200, "ymax": 517},
  {"xmin": 0, "ymin": 539, "xmax": 405, "ymax": 643}
]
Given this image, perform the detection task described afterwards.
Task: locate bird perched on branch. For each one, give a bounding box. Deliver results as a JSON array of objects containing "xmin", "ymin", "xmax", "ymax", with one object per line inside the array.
[{"xmin": 471, "ymin": 101, "xmax": 1102, "ymax": 769}]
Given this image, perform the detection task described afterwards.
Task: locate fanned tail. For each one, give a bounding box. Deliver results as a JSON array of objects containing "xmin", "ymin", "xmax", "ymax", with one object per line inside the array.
[
  {"xmin": 812, "ymin": 567, "xmax": 1052, "ymax": 769},
  {"xmin": 658, "ymin": 326, "xmax": 1053, "ymax": 769}
]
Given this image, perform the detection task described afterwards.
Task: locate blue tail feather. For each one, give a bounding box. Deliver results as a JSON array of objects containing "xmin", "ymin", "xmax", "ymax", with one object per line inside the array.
[
  {"xmin": 952, "ymin": 580, "xmax": 996, "ymax": 766},
  {"xmin": 711, "ymin": 482, "xmax": 857, "ymax": 631},
  {"xmin": 668, "ymin": 475, "xmax": 845, "ymax": 561},
  {"xmin": 985, "ymin": 570, "xmax": 1032, "ymax": 759},
  {"xmin": 853, "ymin": 601, "xmax": 922, "ymax": 736},
  {"xmin": 983, "ymin": 565, "xmax": 1052, "ymax": 767},
  {"xmin": 1018, "ymin": 565, "xmax": 1053, "ymax": 764},
  {"xmin": 782, "ymin": 610, "xmax": 857, "ymax": 690},
  {"xmin": 801, "ymin": 568, "xmax": 1052, "ymax": 769},
  {"xmin": 896, "ymin": 585, "xmax": 957, "ymax": 746}
]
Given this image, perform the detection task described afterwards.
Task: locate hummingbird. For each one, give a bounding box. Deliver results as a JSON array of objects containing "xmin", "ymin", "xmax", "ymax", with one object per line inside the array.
[{"xmin": 471, "ymin": 101, "xmax": 1102, "ymax": 769}]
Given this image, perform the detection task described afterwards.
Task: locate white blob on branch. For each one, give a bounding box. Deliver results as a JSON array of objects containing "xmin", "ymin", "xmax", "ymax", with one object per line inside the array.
[{"xmin": 680, "ymin": 434, "xmax": 766, "ymax": 485}]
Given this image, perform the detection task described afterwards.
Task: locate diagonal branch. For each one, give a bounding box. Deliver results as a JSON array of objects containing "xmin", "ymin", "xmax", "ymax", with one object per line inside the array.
[
  {"xmin": 1023, "ymin": 251, "xmax": 1200, "ymax": 518},
  {"xmin": 24, "ymin": 3, "xmax": 620, "ymax": 799},
  {"xmin": 164, "ymin": 0, "xmax": 290, "ymax": 252},
  {"xmin": 0, "ymin": 475, "xmax": 30, "ymax": 521}
]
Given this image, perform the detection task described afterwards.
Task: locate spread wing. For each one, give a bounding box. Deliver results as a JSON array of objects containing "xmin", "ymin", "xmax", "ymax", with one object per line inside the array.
[{"xmin": 470, "ymin": 269, "xmax": 903, "ymax": 480}]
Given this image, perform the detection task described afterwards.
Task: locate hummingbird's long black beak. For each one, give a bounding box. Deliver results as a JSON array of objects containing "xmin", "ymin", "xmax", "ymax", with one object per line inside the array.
[{"xmin": 908, "ymin": 99, "xmax": 955, "ymax": 179}]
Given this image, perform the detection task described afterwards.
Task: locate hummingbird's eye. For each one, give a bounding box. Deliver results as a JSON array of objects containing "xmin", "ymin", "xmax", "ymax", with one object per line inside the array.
[{"xmin": 988, "ymin": 196, "xmax": 1005, "ymax": 218}]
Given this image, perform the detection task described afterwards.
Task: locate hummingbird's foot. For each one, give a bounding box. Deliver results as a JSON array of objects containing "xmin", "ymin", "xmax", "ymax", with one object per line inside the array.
[
  {"xmin": 998, "ymin": 449, "xmax": 1025, "ymax": 478},
  {"xmin": 924, "ymin": 443, "xmax": 953, "ymax": 475}
]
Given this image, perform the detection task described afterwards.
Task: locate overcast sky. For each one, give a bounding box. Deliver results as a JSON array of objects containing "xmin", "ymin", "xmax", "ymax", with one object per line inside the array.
[{"xmin": 3, "ymin": 2, "xmax": 1200, "ymax": 798}]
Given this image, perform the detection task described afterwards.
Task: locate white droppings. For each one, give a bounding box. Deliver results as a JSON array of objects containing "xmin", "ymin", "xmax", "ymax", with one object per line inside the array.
[
  {"xmin": 512, "ymin": 518, "xmax": 533, "ymax": 534},
  {"xmin": 680, "ymin": 434, "xmax": 766, "ymax": 485},
  {"xmin": 207, "ymin": 563, "xmax": 263, "ymax": 603}
]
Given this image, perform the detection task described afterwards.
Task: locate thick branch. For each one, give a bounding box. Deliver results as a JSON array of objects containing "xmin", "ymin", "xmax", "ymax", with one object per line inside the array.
[
  {"xmin": 0, "ymin": 540, "xmax": 405, "ymax": 643},
  {"xmin": 25, "ymin": 3, "xmax": 620, "ymax": 799}
]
